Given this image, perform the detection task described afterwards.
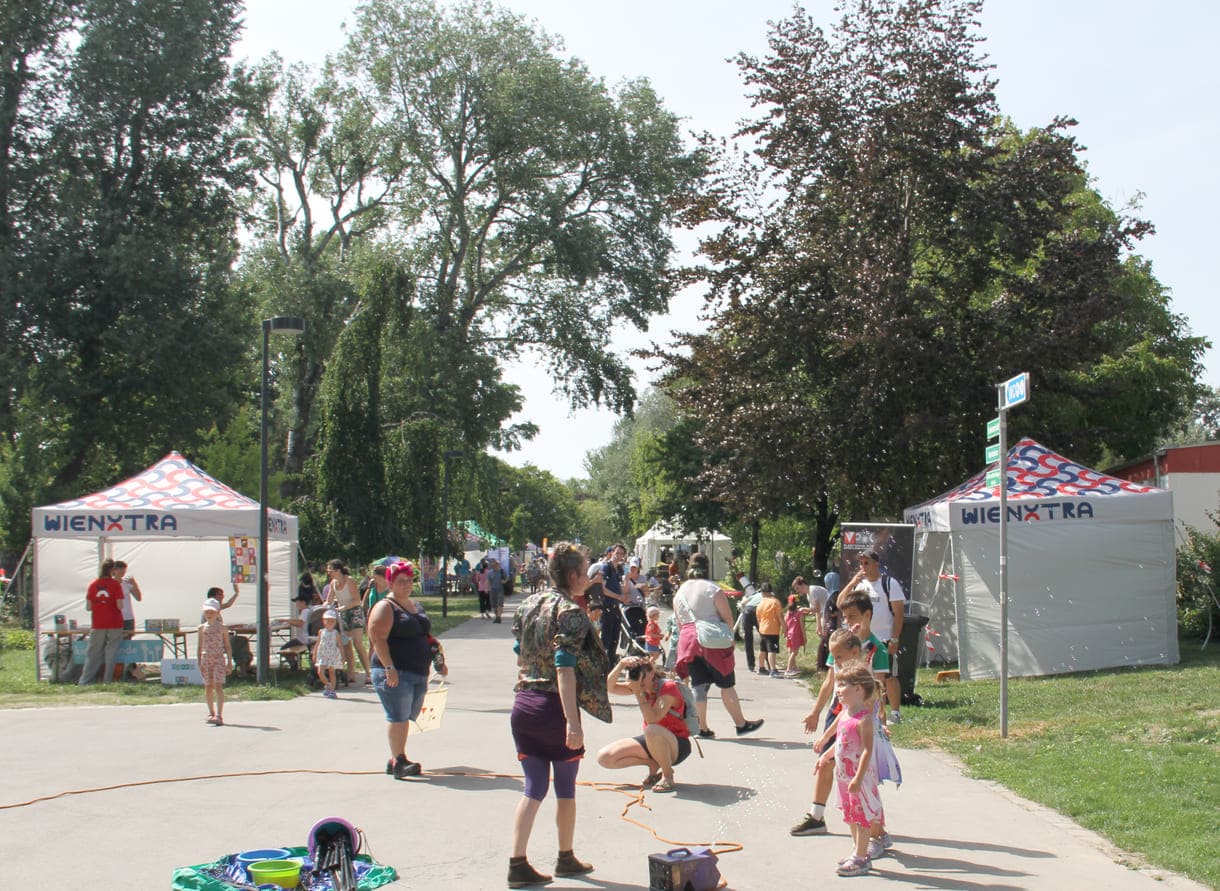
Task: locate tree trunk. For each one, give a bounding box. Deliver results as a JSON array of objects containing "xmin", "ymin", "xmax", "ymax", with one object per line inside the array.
[
  {"xmin": 811, "ymin": 495, "xmax": 838, "ymax": 576},
  {"xmin": 281, "ymin": 353, "xmax": 323, "ymax": 497},
  {"xmin": 748, "ymin": 518, "xmax": 760, "ymax": 584}
]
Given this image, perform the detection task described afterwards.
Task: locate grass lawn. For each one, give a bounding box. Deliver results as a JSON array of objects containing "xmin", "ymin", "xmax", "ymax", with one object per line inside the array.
[
  {"xmin": 886, "ymin": 642, "xmax": 1220, "ymax": 888},
  {"xmin": 0, "ymin": 593, "xmax": 486, "ymax": 708},
  {"xmin": 774, "ymin": 625, "xmax": 1219, "ymax": 887}
]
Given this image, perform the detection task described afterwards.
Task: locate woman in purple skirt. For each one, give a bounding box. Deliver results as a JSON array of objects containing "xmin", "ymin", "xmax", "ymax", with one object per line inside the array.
[{"xmin": 508, "ymin": 542, "xmax": 611, "ymax": 888}]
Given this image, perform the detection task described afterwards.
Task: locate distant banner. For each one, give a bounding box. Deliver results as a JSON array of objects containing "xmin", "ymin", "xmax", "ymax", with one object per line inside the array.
[
  {"xmin": 839, "ymin": 524, "xmax": 915, "ymax": 604},
  {"xmin": 420, "ymin": 557, "xmax": 440, "ymax": 596},
  {"xmin": 229, "ymin": 536, "xmax": 257, "ymax": 585}
]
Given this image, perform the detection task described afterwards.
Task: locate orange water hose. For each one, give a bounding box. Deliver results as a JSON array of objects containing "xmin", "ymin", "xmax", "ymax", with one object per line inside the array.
[{"xmin": 0, "ymin": 767, "xmax": 743, "ymax": 855}]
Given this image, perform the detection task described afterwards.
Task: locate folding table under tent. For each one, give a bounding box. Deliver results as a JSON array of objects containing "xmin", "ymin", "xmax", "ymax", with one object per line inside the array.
[
  {"xmin": 32, "ymin": 452, "xmax": 299, "ymax": 660},
  {"xmin": 902, "ymin": 438, "xmax": 1178, "ymax": 680}
]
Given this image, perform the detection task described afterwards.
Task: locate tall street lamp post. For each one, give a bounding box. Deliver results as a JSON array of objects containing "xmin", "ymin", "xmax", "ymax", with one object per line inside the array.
[
  {"xmin": 440, "ymin": 449, "xmax": 463, "ymax": 618},
  {"xmin": 258, "ymin": 316, "xmax": 306, "ymax": 684}
]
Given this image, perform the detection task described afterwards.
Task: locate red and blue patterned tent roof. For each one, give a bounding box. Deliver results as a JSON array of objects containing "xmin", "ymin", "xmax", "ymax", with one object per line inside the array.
[
  {"xmin": 33, "ymin": 452, "xmax": 297, "ymax": 539},
  {"xmin": 904, "ymin": 439, "xmax": 1169, "ymax": 531},
  {"xmin": 915, "ymin": 438, "xmax": 1158, "ymax": 506},
  {"xmin": 47, "ymin": 452, "xmax": 255, "ymax": 510}
]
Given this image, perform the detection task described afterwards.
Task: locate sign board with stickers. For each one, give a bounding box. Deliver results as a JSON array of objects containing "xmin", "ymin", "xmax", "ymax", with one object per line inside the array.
[{"xmin": 229, "ymin": 536, "xmax": 257, "ymax": 585}]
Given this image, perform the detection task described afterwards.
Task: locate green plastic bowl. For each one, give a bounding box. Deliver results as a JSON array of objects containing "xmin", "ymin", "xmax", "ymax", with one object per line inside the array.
[{"xmin": 247, "ymin": 859, "xmax": 302, "ymax": 889}]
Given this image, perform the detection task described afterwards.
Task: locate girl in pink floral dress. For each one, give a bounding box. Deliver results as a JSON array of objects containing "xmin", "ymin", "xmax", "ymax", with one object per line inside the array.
[
  {"xmin": 197, "ymin": 598, "xmax": 232, "ymax": 726},
  {"xmin": 783, "ymin": 594, "xmax": 813, "ymax": 677},
  {"xmin": 819, "ymin": 661, "xmax": 884, "ymax": 876}
]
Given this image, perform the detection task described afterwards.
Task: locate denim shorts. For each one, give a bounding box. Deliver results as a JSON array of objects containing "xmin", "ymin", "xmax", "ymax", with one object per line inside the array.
[{"xmin": 371, "ymin": 667, "xmax": 428, "ymax": 723}]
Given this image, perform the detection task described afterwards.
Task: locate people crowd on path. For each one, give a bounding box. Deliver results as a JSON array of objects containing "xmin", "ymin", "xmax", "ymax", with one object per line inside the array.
[{"xmin": 72, "ymin": 528, "xmax": 908, "ymax": 884}]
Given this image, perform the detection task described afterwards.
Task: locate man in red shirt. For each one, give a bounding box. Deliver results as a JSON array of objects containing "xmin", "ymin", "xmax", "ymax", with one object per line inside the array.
[{"xmin": 78, "ymin": 559, "xmax": 125, "ymax": 685}]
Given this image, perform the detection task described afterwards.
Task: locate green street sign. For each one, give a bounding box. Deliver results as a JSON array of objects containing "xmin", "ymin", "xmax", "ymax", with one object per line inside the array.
[
  {"xmin": 986, "ymin": 468, "xmax": 1002, "ymax": 487},
  {"xmin": 985, "ymin": 443, "xmax": 1001, "ymax": 464},
  {"xmin": 986, "ymin": 417, "xmax": 1000, "ymax": 440}
]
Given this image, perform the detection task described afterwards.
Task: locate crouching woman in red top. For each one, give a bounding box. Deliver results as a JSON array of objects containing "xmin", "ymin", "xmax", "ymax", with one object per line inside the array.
[{"xmin": 598, "ymin": 656, "xmax": 692, "ymax": 793}]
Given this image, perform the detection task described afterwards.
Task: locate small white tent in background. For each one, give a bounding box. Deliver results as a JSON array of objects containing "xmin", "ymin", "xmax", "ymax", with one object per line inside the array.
[
  {"xmin": 32, "ymin": 452, "xmax": 298, "ymax": 636},
  {"xmin": 903, "ymin": 439, "xmax": 1178, "ymax": 680},
  {"xmin": 634, "ymin": 520, "xmax": 734, "ymax": 579}
]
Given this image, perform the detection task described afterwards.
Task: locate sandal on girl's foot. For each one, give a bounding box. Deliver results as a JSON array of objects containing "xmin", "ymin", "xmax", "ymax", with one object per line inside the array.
[
  {"xmin": 651, "ymin": 778, "xmax": 677, "ymax": 793},
  {"xmin": 213, "ymin": 717, "xmax": 223, "ymax": 726},
  {"xmin": 507, "ymin": 857, "xmax": 551, "ymax": 887},
  {"xmin": 554, "ymin": 850, "xmax": 593, "ymax": 877},
  {"xmin": 642, "ymin": 770, "xmax": 662, "ymax": 787},
  {"xmin": 836, "ymin": 855, "xmax": 871, "ymax": 877},
  {"xmin": 205, "ymin": 715, "xmax": 218, "ymax": 724}
]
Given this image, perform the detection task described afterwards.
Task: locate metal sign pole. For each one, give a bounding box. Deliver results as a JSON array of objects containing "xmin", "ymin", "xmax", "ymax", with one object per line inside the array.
[
  {"xmin": 988, "ymin": 371, "xmax": 1027, "ymax": 740},
  {"xmin": 997, "ymin": 384, "xmax": 1009, "ymax": 739}
]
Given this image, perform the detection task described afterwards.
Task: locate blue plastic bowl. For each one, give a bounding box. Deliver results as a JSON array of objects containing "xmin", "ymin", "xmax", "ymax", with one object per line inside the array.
[{"xmin": 236, "ymin": 848, "xmax": 292, "ymax": 867}]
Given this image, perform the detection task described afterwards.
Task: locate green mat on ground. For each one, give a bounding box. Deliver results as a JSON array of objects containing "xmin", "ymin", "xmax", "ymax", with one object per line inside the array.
[{"xmin": 171, "ymin": 845, "xmax": 397, "ymax": 889}]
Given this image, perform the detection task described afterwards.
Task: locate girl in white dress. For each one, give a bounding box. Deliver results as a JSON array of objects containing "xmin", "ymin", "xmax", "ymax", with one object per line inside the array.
[{"xmin": 313, "ymin": 610, "xmax": 344, "ymax": 698}]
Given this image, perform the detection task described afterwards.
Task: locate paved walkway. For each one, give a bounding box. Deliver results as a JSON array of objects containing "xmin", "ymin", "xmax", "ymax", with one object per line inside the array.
[{"xmin": 0, "ymin": 612, "xmax": 1206, "ymax": 889}]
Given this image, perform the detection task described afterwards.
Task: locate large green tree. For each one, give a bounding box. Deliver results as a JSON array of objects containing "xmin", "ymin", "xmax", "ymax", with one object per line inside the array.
[
  {"xmin": 234, "ymin": 56, "xmax": 402, "ymax": 481},
  {"xmin": 673, "ymin": 0, "xmax": 1206, "ymax": 526},
  {"xmin": 0, "ymin": 0, "xmax": 249, "ymax": 548},
  {"xmin": 235, "ymin": 0, "xmax": 699, "ymax": 552},
  {"xmin": 340, "ymin": 0, "xmax": 701, "ymax": 422}
]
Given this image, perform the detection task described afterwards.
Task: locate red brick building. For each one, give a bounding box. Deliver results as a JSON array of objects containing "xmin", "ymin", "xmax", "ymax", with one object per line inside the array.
[{"xmin": 1108, "ymin": 442, "xmax": 1220, "ymax": 539}]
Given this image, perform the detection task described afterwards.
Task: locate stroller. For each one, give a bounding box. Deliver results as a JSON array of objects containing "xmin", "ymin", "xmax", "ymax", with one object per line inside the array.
[{"xmin": 617, "ymin": 600, "xmax": 650, "ymax": 657}]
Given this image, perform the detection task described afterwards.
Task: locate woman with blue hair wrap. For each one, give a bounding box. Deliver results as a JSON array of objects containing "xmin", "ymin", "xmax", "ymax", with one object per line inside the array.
[{"xmin": 508, "ymin": 542, "xmax": 611, "ymax": 888}]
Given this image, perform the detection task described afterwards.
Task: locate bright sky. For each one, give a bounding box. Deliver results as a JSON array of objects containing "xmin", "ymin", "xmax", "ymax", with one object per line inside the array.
[{"xmin": 237, "ymin": 0, "xmax": 1220, "ymax": 480}]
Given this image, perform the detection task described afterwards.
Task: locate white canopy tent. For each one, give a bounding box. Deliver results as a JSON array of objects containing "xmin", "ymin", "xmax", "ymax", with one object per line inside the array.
[
  {"xmin": 633, "ymin": 520, "xmax": 734, "ymax": 579},
  {"xmin": 903, "ymin": 439, "xmax": 1178, "ymax": 680},
  {"xmin": 33, "ymin": 452, "xmax": 298, "ymax": 637}
]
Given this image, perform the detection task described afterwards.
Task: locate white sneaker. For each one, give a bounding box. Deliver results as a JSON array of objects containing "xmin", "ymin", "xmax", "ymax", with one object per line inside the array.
[{"xmin": 889, "ymin": 710, "xmax": 903, "ymax": 724}]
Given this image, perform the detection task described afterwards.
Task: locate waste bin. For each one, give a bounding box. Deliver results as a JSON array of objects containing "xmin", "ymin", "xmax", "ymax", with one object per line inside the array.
[{"xmin": 896, "ymin": 614, "xmax": 929, "ymax": 704}]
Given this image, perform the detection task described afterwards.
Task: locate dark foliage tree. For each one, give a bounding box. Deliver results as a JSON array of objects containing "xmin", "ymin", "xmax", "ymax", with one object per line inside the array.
[
  {"xmin": 501, "ymin": 464, "xmax": 581, "ymax": 551},
  {"xmin": 306, "ymin": 260, "xmax": 400, "ymax": 559},
  {"xmin": 0, "ymin": 0, "xmax": 249, "ymax": 548},
  {"xmin": 671, "ymin": 0, "xmax": 1206, "ymax": 530},
  {"xmin": 0, "ymin": 2, "xmax": 79, "ymax": 417}
]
